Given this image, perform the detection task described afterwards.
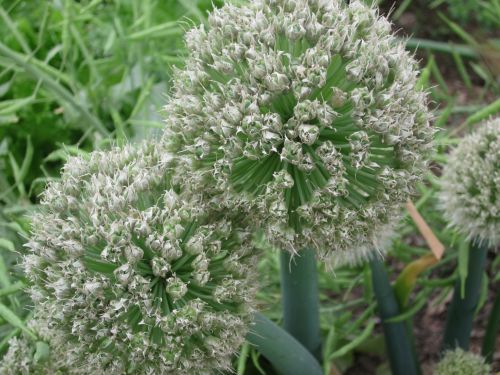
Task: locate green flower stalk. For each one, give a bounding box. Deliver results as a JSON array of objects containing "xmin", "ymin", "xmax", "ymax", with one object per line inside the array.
[
  {"xmin": 440, "ymin": 118, "xmax": 499, "ymax": 351},
  {"xmin": 164, "ymin": 0, "xmax": 434, "ymax": 267},
  {"xmin": 23, "ymin": 142, "xmax": 259, "ymax": 374},
  {"xmin": 434, "ymin": 348, "xmax": 491, "ymax": 375},
  {"xmin": 370, "ymin": 258, "xmax": 420, "ymax": 375}
]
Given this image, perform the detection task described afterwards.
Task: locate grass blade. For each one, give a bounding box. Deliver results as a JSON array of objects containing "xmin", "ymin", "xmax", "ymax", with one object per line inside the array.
[
  {"xmin": 0, "ymin": 6, "xmax": 31, "ymax": 54},
  {"xmin": 0, "ymin": 41, "xmax": 109, "ymax": 136},
  {"xmin": 0, "ymin": 303, "xmax": 37, "ymax": 340},
  {"xmin": 405, "ymin": 38, "xmax": 478, "ymax": 59}
]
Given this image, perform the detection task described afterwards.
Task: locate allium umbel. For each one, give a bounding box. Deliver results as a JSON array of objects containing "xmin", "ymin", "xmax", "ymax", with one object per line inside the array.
[
  {"xmin": 164, "ymin": 0, "xmax": 434, "ymax": 266},
  {"xmin": 434, "ymin": 348, "xmax": 491, "ymax": 375},
  {"xmin": 23, "ymin": 142, "xmax": 258, "ymax": 374},
  {"xmin": 440, "ymin": 118, "xmax": 499, "ymax": 246},
  {"xmin": 0, "ymin": 336, "xmax": 61, "ymax": 375}
]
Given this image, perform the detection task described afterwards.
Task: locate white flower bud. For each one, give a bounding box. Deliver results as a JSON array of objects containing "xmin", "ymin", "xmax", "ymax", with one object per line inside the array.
[{"xmin": 298, "ymin": 124, "xmax": 320, "ymax": 145}]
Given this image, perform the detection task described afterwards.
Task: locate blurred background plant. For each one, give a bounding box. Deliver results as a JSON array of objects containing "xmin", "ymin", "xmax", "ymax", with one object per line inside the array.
[{"xmin": 0, "ymin": 0, "xmax": 498, "ymax": 374}]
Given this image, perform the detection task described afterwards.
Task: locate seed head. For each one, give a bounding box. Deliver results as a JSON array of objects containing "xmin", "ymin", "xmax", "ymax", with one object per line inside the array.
[
  {"xmin": 435, "ymin": 348, "xmax": 491, "ymax": 375},
  {"xmin": 164, "ymin": 0, "xmax": 434, "ymax": 266},
  {"xmin": 0, "ymin": 336, "xmax": 63, "ymax": 375},
  {"xmin": 440, "ymin": 118, "xmax": 499, "ymax": 246},
  {"xmin": 24, "ymin": 141, "xmax": 259, "ymax": 374}
]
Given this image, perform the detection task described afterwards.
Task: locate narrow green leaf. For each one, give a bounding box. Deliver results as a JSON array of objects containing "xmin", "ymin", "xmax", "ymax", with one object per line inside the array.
[
  {"xmin": 451, "ymin": 49, "xmax": 472, "ymax": 89},
  {"xmin": 405, "ymin": 38, "xmax": 478, "ymax": 58},
  {"xmin": 43, "ymin": 145, "xmax": 87, "ymax": 163},
  {"xmin": 0, "ymin": 303, "xmax": 37, "ymax": 340},
  {"xmin": 430, "ymin": 59, "xmax": 449, "ymax": 94},
  {"xmin": 0, "ymin": 238, "xmax": 15, "ymax": 252},
  {"xmin": 328, "ymin": 319, "xmax": 376, "ymax": 359},
  {"xmin": 179, "ymin": 0, "xmax": 207, "ymax": 24},
  {"xmin": 128, "ymin": 77, "xmax": 154, "ymax": 120},
  {"xmin": 393, "ymin": 0, "xmax": 413, "ymax": 20},
  {"xmin": 435, "ymin": 102, "xmax": 454, "ymax": 128},
  {"xmin": 0, "ymin": 96, "xmax": 35, "ymax": 116},
  {"xmin": 322, "ymin": 325, "xmax": 336, "ymax": 375},
  {"xmin": 458, "ymin": 241, "xmax": 469, "ymax": 298},
  {"xmin": 19, "ymin": 135, "xmax": 34, "ymax": 186},
  {"xmin": 394, "ymin": 253, "xmax": 438, "ymax": 307},
  {"xmin": 416, "ymin": 55, "xmax": 434, "ymax": 91},
  {"xmin": 0, "ymin": 41, "xmax": 109, "ymax": 136},
  {"xmin": 438, "ymin": 12, "xmax": 478, "ymax": 46},
  {"xmin": 386, "ymin": 289, "xmax": 432, "ymax": 323},
  {"xmin": 110, "ymin": 108, "xmax": 127, "ymax": 146},
  {"xmin": 0, "ymin": 6, "xmax": 31, "ymax": 54},
  {"xmin": 127, "ymin": 22, "xmax": 181, "ymax": 40},
  {"xmin": 0, "ymin": 282, "xmax": 25, "ymax": 297},
  {"xmin": 475, "ymin": 272, "xmax": 489, "ymax": 314},
  {"xmin": 250, "ymin": 347, "xmax": 266, "ymax": 375},
  {"xmin": 70, "ymin": 25, "xmax": 100, "ymax": 80},
  {"xmin": 482, "ymin": 291, "xmax": 500, "ymax": 363},
  {"xmin": 236, "ymin": 342, "xmax": 250, "ymax": 375},
  {"xmin": 8, "ymin": 152, "xmax": 26, "ymax": 197},
  {"xmin": 0, "ymin": 253, "xmax": 12, "ymax": 288},
  {"xmin": 0, "ymin": 328, "xmax": 19, "ymax": 352},
  {"xmin": 465, "ymin": 99, "xmax": 500, "ymax": 126}
]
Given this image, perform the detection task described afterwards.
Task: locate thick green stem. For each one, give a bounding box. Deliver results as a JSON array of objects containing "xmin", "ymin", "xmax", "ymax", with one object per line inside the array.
[
  {"xmin": 370, "ymin": 258, "xmax": 420, "ymax": 375},
  {"xmin": 280, "ymin": 249, "xmax": 322, "ymax": 360},
  {"xmin": 442, "ymin": 240, "xmax": 488, "ymax": 351},
  {"xmin": 246, "ymin": 312, "xmax": 323, "ymax": 375},
  {"xmin": 482, "ymin": 290, "xmax": 500, "ymax": 363}
]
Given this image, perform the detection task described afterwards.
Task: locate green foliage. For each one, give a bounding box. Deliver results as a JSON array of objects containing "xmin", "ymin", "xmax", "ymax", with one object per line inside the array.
[
  {"xmin": 0, "ymin": 0, "xmax": 218, "ymax": 361},
  {"xmin": 0, "ymin": 0, "xmax": 499, "ymax": 373},
  {"xmin": 0, "ymin": 0, "xmax": 221, "ymax": 201},
  {"xmin": 440, "ymin": 0, "xmax": 500, "ymax": 29}
]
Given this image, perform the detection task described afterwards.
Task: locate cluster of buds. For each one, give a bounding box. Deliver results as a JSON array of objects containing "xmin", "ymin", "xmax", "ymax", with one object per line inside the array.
[
  {"xmin": 164, "ymin": 0, "xmax": 434, "ymax": 266},
  {"xmin": 12, "ymin": 0, "xmax": 438, "ymax": 372},
  {"xmin": 0, "ymin": 337, "xmax": 61, "ymax": 375},
  {"xmin": 435, "ymin": 348, "xmax": 491, "ymax": 375},
  {"xmin": 0, "ymin": 319, "xmax": 70, "ymax": 375},
  {"xmin": 23, "ymin": 141, "xmax": 259, "ymax": 374},
  {"xmin": 440, "ymin": 118, "xmax": 499, "ymax": 246}
]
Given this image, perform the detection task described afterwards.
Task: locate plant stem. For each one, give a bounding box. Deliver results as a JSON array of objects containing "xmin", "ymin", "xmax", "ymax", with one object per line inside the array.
[
  {"xmin": 442, "ymin": 240, "xmax": 488, "ymax": 351},
  {"xmin": 280, "ymin": 248, "xmax": 322, "ymax": 360},
  {"xmin": 482, "ymin": 290, "xmax": 500, "ymax": 363},
  {"xmin": 370, "ymin": 258, "xmax": 420, "ymax": 375},
  {"xmin": 246, "ymin": 313, "xmax": 323, "ymax": 375}
]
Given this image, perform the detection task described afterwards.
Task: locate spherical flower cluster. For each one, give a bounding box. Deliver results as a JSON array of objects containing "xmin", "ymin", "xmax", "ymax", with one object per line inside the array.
[
  {"xmin": 164, "ymin": 0, "xmax": 433, "ymax": 266},
  {"xmin": 434, "ymin": 348, "xmax": 491, "ymax": 375},
  {"xmin": 0, "ymin": 336, "xmax": 63, "ymax": 375},
  {"xmin": 23, "ymin": 141, "xmax": 259, "ymax": 374},
  {"xmin": 440, "ymin": 118, "xmax": 499, "ymax": 246}
]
